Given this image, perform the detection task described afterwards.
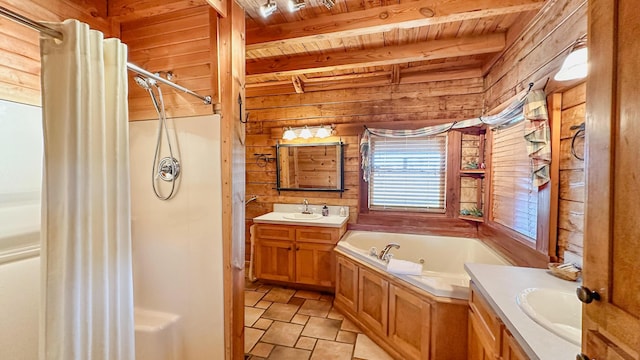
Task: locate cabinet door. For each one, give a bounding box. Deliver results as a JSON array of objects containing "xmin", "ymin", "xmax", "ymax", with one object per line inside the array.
[
  {"xmin": 585, "ymin": 0, "xmax": 640, "ymax": 357},
  {"xmin": 295, "ymin": 242, "xmax": 334, "ymax": 287},
  {"xmin": 255, "ymin": 239, "xmax": 294, "ymax": 282},
  {"xmin": 335, "ymin": 255, "xmax": 358, "ymax": 313},
  {"xmin": 358, "ymin": 267, "xmax": 389, "ymax": 336},
  {"xmin": 388, "ymin": 284, "xmax": 430, "ymax": 360},
  {"xmin": 502, "ymin": 328, "xmax": 527, "ymax": 360},
  {"xmin": 468, "ymin": 310, "xmax": 497, "ymax": 360}
]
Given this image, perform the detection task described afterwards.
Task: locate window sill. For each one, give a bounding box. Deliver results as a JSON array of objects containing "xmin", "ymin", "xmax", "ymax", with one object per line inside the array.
[{"xmin": 477, "ymin": 222, "xmax": 549, "ymax": 268}]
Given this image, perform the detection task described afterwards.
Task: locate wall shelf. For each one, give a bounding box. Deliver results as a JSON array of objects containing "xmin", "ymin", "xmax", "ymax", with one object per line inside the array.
[
  {"xmin": 460, "ymin": 169, "xmax": 485, "ymax": 177},
  {"xmin": 459, "ymin": 215, "xmax": 485, "ymax": 222}
]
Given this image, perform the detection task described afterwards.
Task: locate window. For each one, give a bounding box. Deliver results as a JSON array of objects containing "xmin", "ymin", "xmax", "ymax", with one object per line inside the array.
[
  {"xmin": 490, "ymin": 121, "xmax": 538, "ymax": 240},
  {"xmin": 368, "ymin": 134, "xmax": 447, "ymax": 212}
]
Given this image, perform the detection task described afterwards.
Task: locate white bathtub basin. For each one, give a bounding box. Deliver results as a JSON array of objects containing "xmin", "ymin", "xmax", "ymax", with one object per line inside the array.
[
  {"xmin": 516, "ymin": 288, "xmax": 582, "ymax": 345},
  {"xmin": 282, "ymin": 213, "xmax": 323, "ymax": 220}
]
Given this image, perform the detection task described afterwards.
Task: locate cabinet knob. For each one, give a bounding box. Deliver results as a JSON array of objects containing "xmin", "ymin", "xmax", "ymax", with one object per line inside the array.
[
  {"xmin": 576, "ymin": 353, "xmax": 591, "ymax": 360},
  {"xmin": 287, "ymin": 246, "xmax": 292, "ymax": 251},
  {"xmin": 296, "ymin": 246, "xmax": 300, "ymax": 251},
  {"xmin": 576, "ymin": 286, "xmax": 601, "ymax": 304}
]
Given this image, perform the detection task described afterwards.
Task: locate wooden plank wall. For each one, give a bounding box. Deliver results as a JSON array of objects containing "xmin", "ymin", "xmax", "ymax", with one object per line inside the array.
[
  {"xmin": 245, "ymin": 78, "xmax": 484, "ymax": 259},
  {"xmin": 558, "ymin": 83, "xmax": 585, "ymax": 260},
  {"xmin": 484, "ymin": 0, "xmax": 587, "ymax": 110},
  {"xmin": 0, "ymin": 0, "xmax": 110, "ymax": 105},
  {"xmin": 119, "ymin": 6, "xmax": 216, "ymax": 121}
]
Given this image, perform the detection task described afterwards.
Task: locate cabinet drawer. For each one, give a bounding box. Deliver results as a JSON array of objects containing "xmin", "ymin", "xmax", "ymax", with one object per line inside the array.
[
  {"xmin": 469, "ymin": 282, "xmax": 502, "ymax": 352},
  {"xmin": 256, "ymin": 225, "xmax": 295, "ymax": 241},
  {"xmin": 296, "ymin": 227, "xmax": 340, "ymax": 244}
]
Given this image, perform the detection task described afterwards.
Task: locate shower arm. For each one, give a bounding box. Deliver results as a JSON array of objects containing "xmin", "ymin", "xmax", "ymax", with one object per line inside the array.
[{"xmin": 0, "ymin": 6, "xmax": 213, "ymax": 106}]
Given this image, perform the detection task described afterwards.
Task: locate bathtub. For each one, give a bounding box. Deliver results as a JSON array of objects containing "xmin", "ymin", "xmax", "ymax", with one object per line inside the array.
[
  {"xmin": 335, "ymin": 230, "xmax": 511, "ymax": 300},
  {"xmin": 0, "ymin": 202, "xmax": 40, "ymax": 264}
]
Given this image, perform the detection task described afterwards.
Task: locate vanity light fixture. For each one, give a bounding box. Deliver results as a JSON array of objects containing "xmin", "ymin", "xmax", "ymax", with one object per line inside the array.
[
  {"xmin": 288, "ymin": 0, "xmax": 306, "ymax": 12},
  {"xmin": 554, "ymin": 35, "xmax": 588, "ymax": 81},
  {"xmin": 281, "ymin": 125, "xmax": 335, "ymax": 140},
  {"xmin": 283, "ymin": 127, "xmax": 297, "ymax": 140},
  {"xmin": 321, "ymin": 0, "xmax": 335, "ymax": 9},
  {"xmin": 259, "ymin": 0, "xmax": 277, "ymax": 18},
  {"xmin": 299, "ymin": 126, "xmax": 313, "ymax": 139}
]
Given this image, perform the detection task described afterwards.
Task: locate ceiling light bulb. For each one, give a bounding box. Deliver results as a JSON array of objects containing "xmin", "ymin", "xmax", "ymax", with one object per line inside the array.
[
  {"xmin": 283, "ymin": 128, "xmax": 297, "ymax": 140},
  {"xmin": 259, "ymin": 0, "xmax": 277, "ymax": 18},
  {"xmin": 315, "ymin": 126, "xmax": 330, "ymax": 138},
  {"xmin": 321, "ymin": 0, "xmax": 335, "ymax": 9},
  {"xmin": 554, "ymin": 47, "xmax": 588, "ymax": 81},
  {"xmin": 288, "ymin": 0, "xmax": 306, "ymax": 12},
  {"xmin": 300, "ymin": 127, "xmax": 312, "ymax": 139}
]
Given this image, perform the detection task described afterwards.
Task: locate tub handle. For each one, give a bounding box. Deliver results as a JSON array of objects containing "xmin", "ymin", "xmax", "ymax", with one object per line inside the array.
[{"xmin": 369, "ymin": 247, "xmax": 378, "ymax": 257}]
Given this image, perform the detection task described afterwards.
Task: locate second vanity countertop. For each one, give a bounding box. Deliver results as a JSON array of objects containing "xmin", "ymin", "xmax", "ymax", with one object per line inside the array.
[
  {"xmin": 253, "ymin": 203, "xmax": 349, "ymax": 228},
  {"xmin": 465, "ymin": 263, "xmax": 581, "ymax": 360}
]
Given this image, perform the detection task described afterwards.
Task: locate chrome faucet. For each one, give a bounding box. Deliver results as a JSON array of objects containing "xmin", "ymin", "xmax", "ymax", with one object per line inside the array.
[
  {"xmin": 379, "ymin": 243, "xmax": 400, "ymax": 261},
  {"xmin": 302, "ymin": 199, "xmax": 312, "ymax": 214}
]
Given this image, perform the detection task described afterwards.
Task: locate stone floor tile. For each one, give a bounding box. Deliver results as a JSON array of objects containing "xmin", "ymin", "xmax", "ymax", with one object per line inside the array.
[
  {"xmin": 310, "ymin": 339, "xmax": 354, "ymax": 360},
  {"xmin": 250, "ymin": 342, "xmax": 274, "ymax": 358},
  {"xmin": 298, "ymin": 299, "xmax": 332, "ymax": 317},
  {"xmin": 319, "ymin": 294, "xmax": 334, "ymax": 302},
  {"xmin": 340, "ymin": 317, "xmax": 362, "ymax": 333},
  {"xmin": 295, "ymin": 289, "xmax": 322, "ymax": 299},
  {"xmin": 255, "ymin": 284, "xmax": 272, "ymax": 293},
  {"xmin": 288, "ymin": 296, "xmax": 306, "ymax": 307},
  {"xmin": 261, "ymin": 321, "xmax": 304, "ymax": 347},
  {"xmin": 262, "ymin": 287, "xmax": 296, "ymax": 303},
  {"xmin": 244, "ymin": 327, "xmax": 265, "ymax": 353},
  {"xmin": 291, "ymin": 314, "xmax": 310, "ymax": 325},
  {"xmin": 267, "ymin": 346, "xmax": 311, "ymax": 360},
  {"xmin": 336, "ymin": 330, "xmax": 357, "ymax": 344},
  {"xmin": 245, "ymin": 291, "xmax": 265, "ymax": 306},
  {"xmin": 295, "ymin": 336, "xmax": 317, "ymax": 350},
  {"xmin": 245, "ymin": 307, "xmax": 265, "ymax": 327},
  {"xmin": 327, "ymin": 307, "xmax": 345, "ymax": 320},
  {"xmin": 353, "ymin": 334, "xmax": 393, "ymax": 360},
  {"xmin": 253, "ymin": 318, "xmax": 273, "ymax": 330},
  {"xmin": 262, "ymin": 302, "xmax": 300, "ymax": 322},
  {"xmin": 301, "ymin": 316, "xmax": 342, "ymax": 340},
  {"xmin": 255, "ymin": 300, "xmax": 272, "ymax": 309}
]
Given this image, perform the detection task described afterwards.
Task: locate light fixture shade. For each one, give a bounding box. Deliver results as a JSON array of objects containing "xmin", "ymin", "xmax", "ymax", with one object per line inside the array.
[
  {"xmin": 283, "ymin": 128, "xmax": 297, "ymax": 140},
  {"xmin": 288, "ymin": 0, "xmax": 306, "ymax": 12},
  {"xmin": 300, "ymin": 127, "xmax": 312, "ymax": 139},
  {"xmin": 315, "ymin": 126, "xmax": 330, "ymax": 138},
  {"xmin": 260, "ymin": 0, "xmax": 277, "ymax": 18},
  {"xmin": 554, "ymin": 47, "xmax": 588, "ymax": 81}
]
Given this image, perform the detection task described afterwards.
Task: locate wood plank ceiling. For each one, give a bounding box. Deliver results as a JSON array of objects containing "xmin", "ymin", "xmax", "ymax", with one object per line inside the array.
[{"xmin": 236, "ymin": 0, "xmax": 546, "ymax": 96}]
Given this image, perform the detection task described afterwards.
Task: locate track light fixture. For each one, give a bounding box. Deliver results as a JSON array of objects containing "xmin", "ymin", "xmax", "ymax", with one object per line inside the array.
[
  {"xmin": 321, "ymin": 0, "xmax": 335, "ymax": 9},
  {"xmin": 288, "ymin": 0, "xmax": 306, "ymax": 12},
  {"xmin": 259, "ymin": 0, "xmax": 277, "ymax": 18}
]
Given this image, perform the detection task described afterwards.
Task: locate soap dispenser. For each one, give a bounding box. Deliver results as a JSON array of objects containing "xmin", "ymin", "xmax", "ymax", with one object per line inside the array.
[
  {"xmin": 322, "ymin": 204, "xmax": 329, "ymax": 216},
  {"xmin": 339, "ymin": 206, "xmax": 346, "ymax": 217}
]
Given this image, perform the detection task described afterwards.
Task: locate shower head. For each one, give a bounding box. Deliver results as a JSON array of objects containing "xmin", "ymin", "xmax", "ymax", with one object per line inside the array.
[{"xmin": 134, "ymin": 75, "xmax": 150, "ymax": 90}]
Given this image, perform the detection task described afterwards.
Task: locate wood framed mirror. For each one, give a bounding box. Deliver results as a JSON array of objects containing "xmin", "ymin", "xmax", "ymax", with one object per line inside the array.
[{"xmin": 276, "ymin": 141, "xmax": 345, "ymax": 192}]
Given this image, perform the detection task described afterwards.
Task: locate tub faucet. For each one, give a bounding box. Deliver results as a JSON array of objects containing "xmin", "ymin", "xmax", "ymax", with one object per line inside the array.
[
  {"xmin": 302, "ymin": 199, "xmax": 312, "ymax": 214},
  {"xmin": 379, "ymin": 243, "xmax": 400, "ymax": 261}
]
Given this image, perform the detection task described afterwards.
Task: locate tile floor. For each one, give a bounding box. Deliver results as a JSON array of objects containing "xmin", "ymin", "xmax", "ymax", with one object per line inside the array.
[{"xmin": 244, "ymin": 280, "xmax": 393, "ymax": 360}]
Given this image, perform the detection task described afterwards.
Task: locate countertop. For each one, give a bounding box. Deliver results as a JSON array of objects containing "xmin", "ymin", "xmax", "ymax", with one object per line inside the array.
[
  {"xmin": 252, "ymin": 212, "xmax": 349, "ymax": 228},
  {"xmin": 465, "ymin": 263, "xmax": 581, "ymax": 360}
]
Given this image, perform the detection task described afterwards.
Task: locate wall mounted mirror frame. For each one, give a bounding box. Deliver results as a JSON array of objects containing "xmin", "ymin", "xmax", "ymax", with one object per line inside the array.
[{"xmin": 276, "ymin": 140, "xmax": 345, "ymax": 193}]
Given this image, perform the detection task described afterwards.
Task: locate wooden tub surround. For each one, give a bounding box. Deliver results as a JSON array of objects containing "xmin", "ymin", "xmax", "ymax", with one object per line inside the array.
[{"xmin": 334, "ymin": 252, "xmax": 468, "ymax": 360}]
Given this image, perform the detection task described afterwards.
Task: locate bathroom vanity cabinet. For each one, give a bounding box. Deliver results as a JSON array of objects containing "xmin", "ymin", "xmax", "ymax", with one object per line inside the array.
[
  {"xmin": 334, "ymin": 253, "xmax": 468, "ymax": 360},
  {"xmin": 254, "ymin": 223, "xmax": 347, "ymax": 288},
  {"xmin": 468, "ymin": 282, "xmax": 527, "ymax": 360}
]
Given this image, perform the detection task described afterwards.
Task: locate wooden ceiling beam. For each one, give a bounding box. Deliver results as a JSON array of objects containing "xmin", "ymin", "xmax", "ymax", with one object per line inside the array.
[
  {"xmin": 247, "ymin": 33, "xmax": 505, "ymax": 78},
  {"xmin": 246, "ymin": 0, "xmax": 544, "ymax": 51}
]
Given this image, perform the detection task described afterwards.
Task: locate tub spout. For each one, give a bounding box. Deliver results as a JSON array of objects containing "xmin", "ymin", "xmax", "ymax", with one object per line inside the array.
[{"xmin": 379, "ymin": 243, "xmax": 400, "ymax": 261}]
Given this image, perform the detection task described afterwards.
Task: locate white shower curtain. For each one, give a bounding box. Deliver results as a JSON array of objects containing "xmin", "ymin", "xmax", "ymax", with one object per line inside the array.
[{"xmin": 39, "ymin": 20, "xmax": 134, "ymax": 360}]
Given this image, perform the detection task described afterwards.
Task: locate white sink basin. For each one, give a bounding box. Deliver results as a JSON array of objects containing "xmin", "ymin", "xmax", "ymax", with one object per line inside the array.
[
  {"xmin": 517, "ymin": 288, "xmax": 582, "ymax": 346},
  {"xmin": 282, "ymin": 213, "xmax": 323, "ymax": 220}
]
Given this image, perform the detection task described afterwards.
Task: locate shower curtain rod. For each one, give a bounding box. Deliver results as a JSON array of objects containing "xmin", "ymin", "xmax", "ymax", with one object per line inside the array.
[{"xmin": 0, "ymin": 6, "xmax": 213, "ymax": 105}]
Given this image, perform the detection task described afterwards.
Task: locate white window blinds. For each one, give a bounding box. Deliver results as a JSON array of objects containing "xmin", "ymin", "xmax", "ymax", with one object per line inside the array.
[
  {"xmin": 491, "ymin": 121, "xmax": 538, "ymax": 240},
  {"xmin": 369, "ymin": 135, "xmax": 447, "ymax": 212}
]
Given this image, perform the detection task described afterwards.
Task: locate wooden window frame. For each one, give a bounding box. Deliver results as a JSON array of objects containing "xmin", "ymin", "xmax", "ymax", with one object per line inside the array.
[
  {"xmin": 478, "ymin": 95, "xmax": 560, "ymax": 267},
  {"xmin": 356, "ymin": 131, "xmax": 466, "ymax": 233}
]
